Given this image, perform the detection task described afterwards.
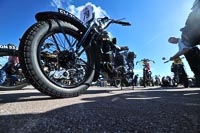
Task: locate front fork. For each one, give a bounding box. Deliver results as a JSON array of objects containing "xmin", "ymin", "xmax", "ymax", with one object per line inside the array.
[{"xmin": 54, "ymin": 18, "xmax": 100, "ymax": 81}]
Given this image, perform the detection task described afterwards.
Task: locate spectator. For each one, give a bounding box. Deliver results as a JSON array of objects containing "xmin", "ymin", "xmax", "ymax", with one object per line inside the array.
[
  {"xmin": 133, "ymin": 74, "xmax": 139, "ymax": 86},
  {"xmin": 168, "ymin": 37, "xmax": 200, "ymax": 87}
]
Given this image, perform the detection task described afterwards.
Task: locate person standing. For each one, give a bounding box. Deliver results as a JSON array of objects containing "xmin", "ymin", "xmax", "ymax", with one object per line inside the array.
[
  {"xmin": 168, "ymin": 37, "xmax": 200, "ymax": 87},
  {"xmin": 133, "ymin": 74, "xmax": 139, "ymax": 86},
  {"xmin": 168, "ymin": 0, "xmax": 200, "ymax": 87},
  {"xmin": 181, "ymin": 0, "xmax": 200, "ymax": 48}
]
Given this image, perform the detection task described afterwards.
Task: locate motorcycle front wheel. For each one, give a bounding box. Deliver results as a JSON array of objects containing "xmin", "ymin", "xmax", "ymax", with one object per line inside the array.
[{"xmin": 19, "ymin": 19, "xmax": 95, "ymax": 98}]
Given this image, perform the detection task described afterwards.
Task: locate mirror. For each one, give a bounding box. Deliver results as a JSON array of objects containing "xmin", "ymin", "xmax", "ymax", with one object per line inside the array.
[{"xmin": 162, "ymin": 57, "xmax": 166, "ymax": 60}]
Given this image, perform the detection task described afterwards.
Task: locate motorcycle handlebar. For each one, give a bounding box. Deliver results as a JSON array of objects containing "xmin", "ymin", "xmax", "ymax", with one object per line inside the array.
[
  {"xmin": 163, "ymin": 57, "xmax": 184, "ymax": 64},
  {"xmin": 164, "ymin": 60, "xmax": 170, "ymax": 63},
  {"xmin": 113, "ymin": 20, "xmax": 131, "ymax": 26},
  {"xmin": 136, "ymin": 59, "xmax": 155, "ymax": 65},
  {"xmin": 97, "ymin": 17, "xmax": 131, "ymax": 30}
]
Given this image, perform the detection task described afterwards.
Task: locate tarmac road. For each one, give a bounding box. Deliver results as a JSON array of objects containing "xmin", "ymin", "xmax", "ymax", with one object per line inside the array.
[{"xmin": 0, "ymin": 85, "xmax": 200, "ymax": 132}]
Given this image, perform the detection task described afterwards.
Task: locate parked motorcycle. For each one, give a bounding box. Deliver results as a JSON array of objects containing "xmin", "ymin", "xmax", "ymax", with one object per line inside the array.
[
  {"xmin": 106, "ymin": 45, "xmax": 136, "ymax": 88},
  {"xmin": 19, "ymin": 5, "xmax": 131, "ymax": 98},
  {"xmin": 0, "ymin": 44, "xmax": 28, "ymax": 90},
  {"xmin": 161, "ymin": 76, "xmax": 172, "ymax": 86},
  {"xmin": 154, "ymin": 75, "xmax": 161, "ymax": 86},
  {"xmin": 136, "ymin": 58, "xmax": 155, "ymax": 87},
  {"xmin": 162, "ymin": 57, "xmax": 189, "ymax": 88}
]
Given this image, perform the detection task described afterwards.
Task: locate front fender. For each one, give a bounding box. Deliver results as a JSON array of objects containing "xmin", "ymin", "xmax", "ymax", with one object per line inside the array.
[{"xmin": 35, "ymin": 10, "xmax": 86, "ymax": 31}]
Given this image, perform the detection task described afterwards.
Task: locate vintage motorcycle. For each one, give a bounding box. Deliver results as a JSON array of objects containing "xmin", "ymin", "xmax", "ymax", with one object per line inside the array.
[
  {"xmin": 104, "ymin": 44, "xmax": 136, "ymax": 88},
  {"xmin": 136, "ymin": 58, "xmax": 155, "ymax": 87},
  {"xmin": 19, "ymin": 5, "xmax": 131, "ymax": 98},
  {"xmin": 0, "ymin": 44, "xmax": 28, "ymax": 90},
  {"xmin": 154, "ymin": 75, "xmax": 161, "ymax": 86},
  {"xmin": 161, "ymin": 75, "xmax": 172, "ymax": 86},
  {"xmin": 97, "ymin": 43, "xmax": 135, "ymax": 89},
  {"xmin": 163, "ymin": 57, "xmax": 188, "ymax": 88}
]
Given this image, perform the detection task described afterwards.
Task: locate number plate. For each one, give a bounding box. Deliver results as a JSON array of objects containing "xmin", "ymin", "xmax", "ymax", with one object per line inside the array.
[{"xmin": 80, "ymin": 5, "xmax": 94, "ymax": 24}]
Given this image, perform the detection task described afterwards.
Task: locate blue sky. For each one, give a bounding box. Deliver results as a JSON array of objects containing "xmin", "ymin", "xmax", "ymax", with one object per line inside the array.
[{"xmin": 0, "ymin": 0, "xmax": 195, "ymax": 78}]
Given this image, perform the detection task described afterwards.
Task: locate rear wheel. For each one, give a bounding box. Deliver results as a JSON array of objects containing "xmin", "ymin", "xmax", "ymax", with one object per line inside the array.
[{"xmin": 19, "ymin": 20, "xmax": 95, "ymax": 98}]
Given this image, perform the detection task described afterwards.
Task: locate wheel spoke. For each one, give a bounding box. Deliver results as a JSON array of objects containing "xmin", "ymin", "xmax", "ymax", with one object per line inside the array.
[{"xmin": 38, "ymin": 31, "xmax": 90, "ymax": 88}]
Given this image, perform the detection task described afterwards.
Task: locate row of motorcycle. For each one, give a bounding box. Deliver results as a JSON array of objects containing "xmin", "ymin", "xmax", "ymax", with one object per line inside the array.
[
  {"xmin": 0, "ymin": 43, "xmax": 189, "ymax": 90},
  {"xmin": 0, "ymin": 45, "xmax": 189, "ymax": 91},
  {"xmin": 136, "ymin": 57, "xmax": 189, "ymax": 88},
  {"xmin": 0, "ymin": 5, "xmax": 190, "ymax": 98}
]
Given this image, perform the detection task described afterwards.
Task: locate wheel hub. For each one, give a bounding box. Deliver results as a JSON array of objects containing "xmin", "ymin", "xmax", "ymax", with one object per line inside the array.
[{"xmin": 58, "ymin": 50, "xmax": 76, "ymax": 68}]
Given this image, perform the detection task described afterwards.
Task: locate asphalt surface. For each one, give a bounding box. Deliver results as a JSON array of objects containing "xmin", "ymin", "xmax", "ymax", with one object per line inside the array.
[{"xmin": 0, "ymin": 85, "xmax": 200, "ymax": 133}]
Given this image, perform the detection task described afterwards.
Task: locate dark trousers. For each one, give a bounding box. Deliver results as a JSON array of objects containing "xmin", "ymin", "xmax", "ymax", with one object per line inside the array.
[{"xmin": 184, "ymin": 47, "xmax": 200, "ymax": 84}]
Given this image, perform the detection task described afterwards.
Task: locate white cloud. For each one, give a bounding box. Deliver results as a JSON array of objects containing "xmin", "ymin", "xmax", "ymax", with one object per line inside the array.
[
  {"xmin": 51, "ymin": 0, "xmax": 64, "ymax": 8},
  {"xmin": 50, "ymin": 0, "xmax": 109, "ymax": 19},
  {"xmin": 89, "ymin": 2, "xmax": 108, "ymax": 18}
]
